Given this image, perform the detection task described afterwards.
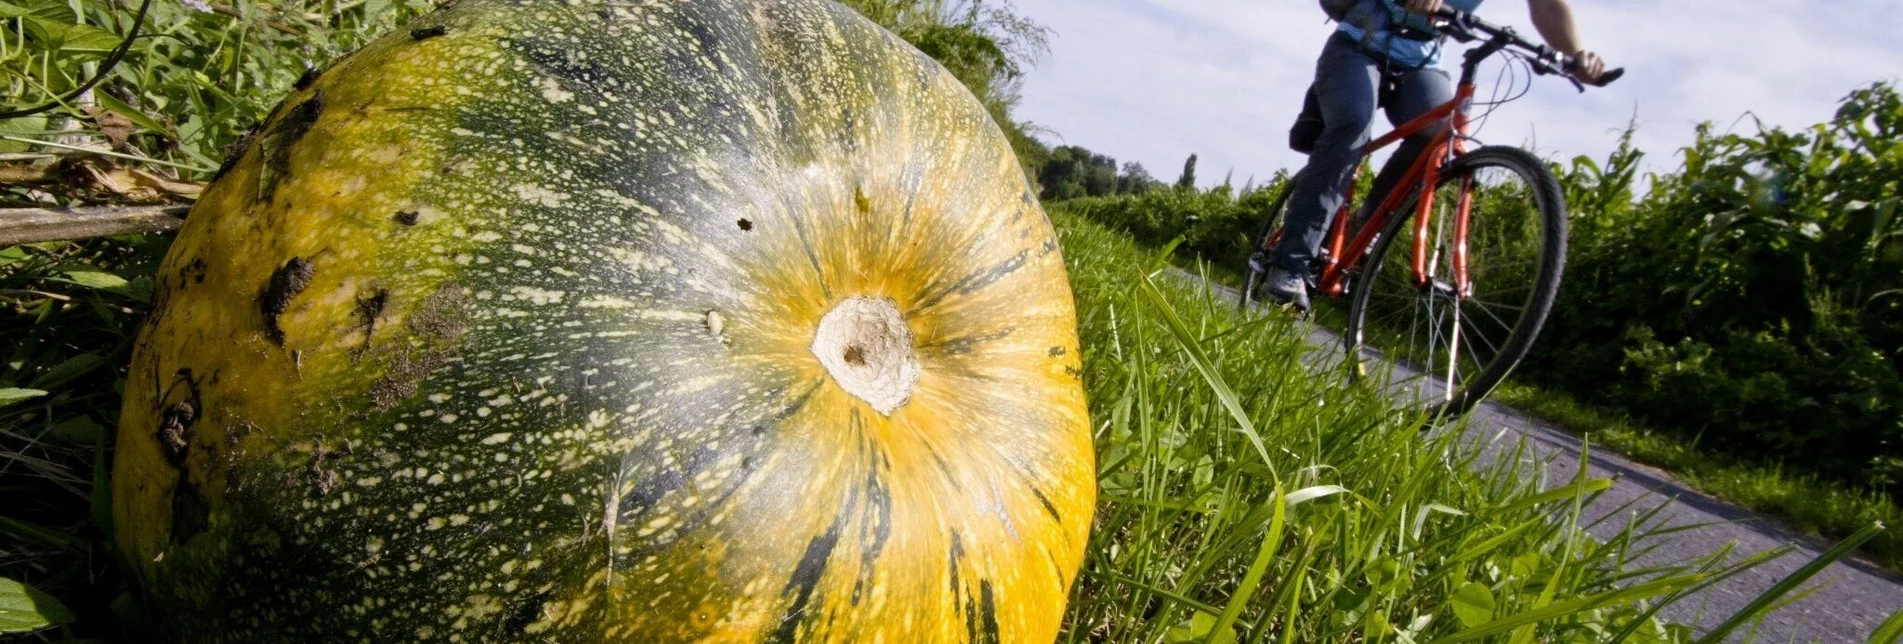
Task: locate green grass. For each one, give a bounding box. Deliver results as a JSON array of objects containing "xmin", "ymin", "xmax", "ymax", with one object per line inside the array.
[
  {"xmin": 1142, "ymin": 227, "xmax": 1903, "ymax": 577},
  {"xmin": 0, "ymin": 210, "xmax": 1871, "ymax": 642},
  {"xmin": 1045, "ymin": 209, "xmax": 1869, "ymax": 643},
  {"xmin": 2, "ymin": 0, "xmax": 436, "ymax": 196},
  {"xmin": 1490, "ymin": 382, "xmax": 1903, "ymax": 572},
  {"xmin": 0, "ymin": 1, "xmax": 1885, "ymax": 638},
  {"xmin": 1, "ymin": 234, "xmax": 166, "ymax": 641}
]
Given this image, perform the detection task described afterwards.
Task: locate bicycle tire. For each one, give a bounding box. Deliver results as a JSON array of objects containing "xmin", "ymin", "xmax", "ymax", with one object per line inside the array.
[
  {"xmin": 1238, "ymin": 173, "xmax": 1298, "ymax": 314},
  {"xmin": 1343, "ymin": 146, "xmax": 1567, "ymax": 417}
]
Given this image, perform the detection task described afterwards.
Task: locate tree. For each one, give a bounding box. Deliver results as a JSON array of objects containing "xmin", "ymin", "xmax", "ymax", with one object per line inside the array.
[
  {"xmin": 1083, "ymin": 151, "xmax": 1118, "ymax": 197},
  {"xmin": 838, "ymin": 1, "xmax": 1052, "ymax": 174},
  {"xmin": 1035, "ymin": 144, "xmax": 1122, "ymax": 200},
  {"xmin": 1117, "ymin": 162, "xmax": 1158, "ymax": 195},
  {"xmin": 1177, "ymin": 154, "xmax": 1198, "ymax": 190}
]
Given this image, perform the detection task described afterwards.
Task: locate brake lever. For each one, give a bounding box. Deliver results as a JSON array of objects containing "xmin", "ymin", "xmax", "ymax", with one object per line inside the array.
[{"xmin": 1433, "ymin": 8, "xmax": 1482, "ymax": 43}]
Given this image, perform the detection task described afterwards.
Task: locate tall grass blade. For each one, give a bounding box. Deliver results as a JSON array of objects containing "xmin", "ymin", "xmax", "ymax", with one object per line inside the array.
[
  {"xmin": 1206, "ymin": 488, "xmax": 1288, "ymax": 642},
  {"xmin": 1868, "ymin": 604, "xmax": 1903, "ymax": 644},
  {"xmin": 1427, "ymin": 575, "xmax": 1706, "ymax": 643},
  {"xmin": 1135, "ymin": 271, "xmax": 1275, "ymax": 477},
  {"xmin": 1693, "ymin": 521, "xmax": 1887, "ymax": 644}
]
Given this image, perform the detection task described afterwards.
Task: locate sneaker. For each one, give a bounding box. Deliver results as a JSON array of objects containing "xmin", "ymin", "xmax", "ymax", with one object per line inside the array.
[
  {"xmin": 1247, "ymin": 252, "xmax": 1272, "ymax": 275},
  {"xmin": 1257, "ymin": 266, "xmax": 1311, "ymax": 312}
]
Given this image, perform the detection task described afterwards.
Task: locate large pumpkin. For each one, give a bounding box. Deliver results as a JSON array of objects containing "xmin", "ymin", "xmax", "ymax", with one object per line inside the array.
[{"xmin": 111, "ymin": 0, "xmax": 1094, "ymax": 640}]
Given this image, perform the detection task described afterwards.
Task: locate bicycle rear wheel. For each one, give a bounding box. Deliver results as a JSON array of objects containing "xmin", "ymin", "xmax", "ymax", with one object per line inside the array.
[
  {"xmin": 1344, "ymin": 146, "xmax": 1566, "ymax": 417},
  {"xmin": 1238, "ymin": 175, "xmax": 1296, "ymax": 313}
]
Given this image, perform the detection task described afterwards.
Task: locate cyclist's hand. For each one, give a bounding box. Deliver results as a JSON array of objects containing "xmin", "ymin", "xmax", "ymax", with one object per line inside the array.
[
  {"xmin": 1403, "ymin": 0, "xmax": 1446, "ymax": 16},
  {"xmin": 1570, "ymin": 50, "xmax": 1606, "ymax": 83}
]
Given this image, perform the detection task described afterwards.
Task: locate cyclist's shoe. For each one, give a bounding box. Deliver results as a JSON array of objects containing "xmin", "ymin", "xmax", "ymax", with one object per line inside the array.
[
  {"xmin": 1257, "ymin": 266, "xmax": 1311, "ymax": 312},
  {"xmin": 1247, "ymin": 252, "xmax": 1271, "ymax": 275}
]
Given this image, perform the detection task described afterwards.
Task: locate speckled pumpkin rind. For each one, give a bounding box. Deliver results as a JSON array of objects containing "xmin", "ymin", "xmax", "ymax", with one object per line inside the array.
[{"xmin": 111, "ymin": 0, "xmax": 1093, "ymax": 642}]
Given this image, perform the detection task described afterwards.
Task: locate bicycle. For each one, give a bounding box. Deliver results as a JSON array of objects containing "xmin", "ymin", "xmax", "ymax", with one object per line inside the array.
[{"xmin": 1238, "ymin": 9, "xmax": 1623, "ymax": 417}]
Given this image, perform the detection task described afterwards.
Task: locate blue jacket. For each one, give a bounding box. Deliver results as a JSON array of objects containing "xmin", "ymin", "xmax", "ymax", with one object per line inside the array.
[{"xmin": 1337, "ymin": 0, "xmax": 1485, "ymax": 68}]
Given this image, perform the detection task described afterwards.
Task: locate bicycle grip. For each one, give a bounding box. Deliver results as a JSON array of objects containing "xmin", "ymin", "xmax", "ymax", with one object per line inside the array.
[{"xmin": 1590, "ymin": 67, "xmax": 1626, "ymax": 86}]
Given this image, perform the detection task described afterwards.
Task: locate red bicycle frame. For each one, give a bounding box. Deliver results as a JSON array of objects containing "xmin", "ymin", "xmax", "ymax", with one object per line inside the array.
[
  {"xmin": 1265, "ymin": 8, "xmax": 1621, "ymax": 304},
  {"xmin": 1310, "ymin": 80, "xmax": 1478, "ymax": 299}
]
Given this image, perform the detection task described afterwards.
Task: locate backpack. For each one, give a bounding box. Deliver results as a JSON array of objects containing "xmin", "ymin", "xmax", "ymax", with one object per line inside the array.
[{"xmin": 1320, "ymin": 0, "xmax": 1357, "ymax": 21}]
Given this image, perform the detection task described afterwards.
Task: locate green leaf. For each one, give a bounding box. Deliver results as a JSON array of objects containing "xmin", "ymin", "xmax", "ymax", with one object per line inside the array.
[
  {"xmin": 56, "ymin": 22, "xmax": 124, "ymax": 54},
  {"xmin": 29, "ymin": 353, "xmax": 105, "ymax": 390},
  {"xmin": 16, "ymin": 15, "xmax": 66, "ymax": 46},
  {"xmin": 1286, "ymin": 485, "xmax": 1349, "ymax": 506},
  {"xmin": 97, "ymin": 91, "xmax": 173, "ymax": 136},
  {"xmin": 17, "ymin": 0, "xmax": 76, "ymax": 22},
  {"xmin": 1165, "ymin": 611, "xmax": 1234, "ymax": 644},
  {"xmin": 53, "ymin": 270, "xmax": 150, "ymax": 301},
  {"xmin": 0, "ymin": 517, "xmax": 85, "ymax": 553},
  {"xmin": 0, "ymin": 388, "xmax": 48, "ymax": 408},
  {"xmin": 1449, "ymin": 582, "xmax": 1496, "ymax": 628},
  {"xmin": 52, "ymin": 415, "xmax": 104, "ymax": 443},
  {"xmin": 58, "ymin": 269, "xmax": 129, "ymax": 290},
  {"xmin": 0, "ymin": 2, "xmax": 34, "ymax": 18},
  {"xmin": 1427, "ymin": 574, "xmax": 1704, "ymax": 643},
  {"xmin": 0, "ymin": 577, "xmax": 74, "ymax": 634}
]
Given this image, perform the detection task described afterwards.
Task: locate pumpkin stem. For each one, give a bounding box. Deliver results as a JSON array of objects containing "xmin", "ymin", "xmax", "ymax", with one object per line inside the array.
[{"xmin": 811, "ymin": 297, "xmax": 919, "ymax": 415}]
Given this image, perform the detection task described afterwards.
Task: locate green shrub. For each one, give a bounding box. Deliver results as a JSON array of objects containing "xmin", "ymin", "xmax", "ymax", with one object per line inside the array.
[
  {"xmin": 1062, "ymin": 82, "xmax": 1903, "ymax": 499},
  {"xmin": 1064, "ymin": 176, "xmax": 1292, "ymax": 271},
  {"xmin": 0, "ymin": 0, "xmax": 438, "ymax": 191},
  {"xmin": 1526, "ymin": 82, "xmax": 1903, "ymax": 492}
]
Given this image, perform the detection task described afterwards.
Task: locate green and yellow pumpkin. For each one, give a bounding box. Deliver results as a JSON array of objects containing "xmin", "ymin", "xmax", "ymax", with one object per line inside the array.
[{"xmin": 111, "ymin": 0, "xmax": 1093, "ymax": 640}]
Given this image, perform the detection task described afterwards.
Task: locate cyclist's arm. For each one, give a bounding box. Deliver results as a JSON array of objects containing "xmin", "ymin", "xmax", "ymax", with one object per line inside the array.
[{"xmin": 1525, "ymin": 0, "xmax": 1606, "ymax": 80}]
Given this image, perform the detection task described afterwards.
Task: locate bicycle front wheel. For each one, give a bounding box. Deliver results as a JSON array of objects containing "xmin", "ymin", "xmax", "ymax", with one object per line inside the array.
[{"xmin": 1344, "ymin": 146, "xmax": 1566, "ymax": 417}]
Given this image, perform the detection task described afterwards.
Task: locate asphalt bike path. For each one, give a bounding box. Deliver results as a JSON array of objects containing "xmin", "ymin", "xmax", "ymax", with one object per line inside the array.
[{"xmin": 1175, "ymin": 268, "xmax": 1903, "ymax": 643}]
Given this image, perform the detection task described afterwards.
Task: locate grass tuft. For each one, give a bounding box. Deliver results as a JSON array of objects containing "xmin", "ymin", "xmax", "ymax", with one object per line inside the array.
[
  {"xmin": 1050, "ymin": 209, "xmax": 1821, "ymax": 643},
  {"xmin": 1492, "ymin": 383, "xmax": 1903, "ymax": 571}
]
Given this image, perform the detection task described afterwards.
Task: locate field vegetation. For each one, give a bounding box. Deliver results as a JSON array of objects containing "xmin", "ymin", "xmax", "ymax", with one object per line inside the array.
[
  {"xmin": 1052, "ymin": 87, "xmax": 1903, "ymax": 570},
  {"xmin": 1, "ymin": 0, "xmax": 1895, "ymax": 641}
]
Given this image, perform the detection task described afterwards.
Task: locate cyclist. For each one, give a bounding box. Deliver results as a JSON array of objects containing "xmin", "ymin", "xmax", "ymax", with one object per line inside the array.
[{"xmin": 1257, "ymin": 0, "xmax": 1606, "ymax": 310}]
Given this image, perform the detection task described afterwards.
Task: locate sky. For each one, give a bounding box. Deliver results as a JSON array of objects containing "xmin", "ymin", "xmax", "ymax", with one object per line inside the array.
[{"xmin": 1009, "ymin": 0, "xmax": 1903, "ymax": 189}]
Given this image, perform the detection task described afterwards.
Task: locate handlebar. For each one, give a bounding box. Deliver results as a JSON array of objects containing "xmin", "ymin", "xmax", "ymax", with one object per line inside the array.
[{"xmin": 1429, "ymin": 8, "xmax": 1624, "ymax": 90}]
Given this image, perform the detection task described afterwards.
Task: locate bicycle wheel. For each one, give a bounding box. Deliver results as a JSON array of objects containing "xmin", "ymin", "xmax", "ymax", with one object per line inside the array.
[
  {"xmin": 1343, "ymin": 146, "xmax": 1566, "ymax": 417},
  {"xmin": 1238, "ymin": 174, "xmax": 1297, "ymax": 313}
]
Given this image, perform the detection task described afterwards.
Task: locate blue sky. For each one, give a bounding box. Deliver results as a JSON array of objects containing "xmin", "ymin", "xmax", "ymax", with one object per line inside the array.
[{"xmin": 1010, "ymin": 0, "xmax": 1903, "ymax": 188}]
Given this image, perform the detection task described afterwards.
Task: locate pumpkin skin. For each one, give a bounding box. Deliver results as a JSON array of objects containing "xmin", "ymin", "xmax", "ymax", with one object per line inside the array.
[{"xmin": 110, "ymin": 0, "xmax": 1094, "ymax": 641}]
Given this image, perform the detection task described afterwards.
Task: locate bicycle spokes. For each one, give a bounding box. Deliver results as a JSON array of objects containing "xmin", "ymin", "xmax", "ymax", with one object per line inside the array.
[{"xmin": 1345, "ymin": 146, "xmax": 1567, "ymax": 416}]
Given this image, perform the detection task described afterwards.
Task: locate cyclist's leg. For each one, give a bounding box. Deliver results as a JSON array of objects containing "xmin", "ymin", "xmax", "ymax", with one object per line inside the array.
[
  {"xmin": 1359, "ymin": 67, "xmax": 1456, "ymax": 221},
  {"xmin": 1268, "ymin": 37, "xmax": 1381, "ymax": 275}
]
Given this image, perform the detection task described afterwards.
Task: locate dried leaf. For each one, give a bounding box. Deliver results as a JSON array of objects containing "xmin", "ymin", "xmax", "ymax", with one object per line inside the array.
[
  {"xmin": 129, "ymin": 168, "xmax": 204, "ymax": 196},
  {"xmin": 0, "ymin": 162, "xmax": 54, "ymax": 185},
  {"xmin": 94, "ymin": 110, "xmax": 135, "ymax": 149},
  {"xmin": 78, "ymin": 161, "xmax": 202, "ymax": 203}
]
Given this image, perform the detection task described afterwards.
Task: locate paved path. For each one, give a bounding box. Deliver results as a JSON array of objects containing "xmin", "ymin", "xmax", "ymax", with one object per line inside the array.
[{"xmin": 1183, "ymin": 271, "xmax": 1903, "ymax": 643}]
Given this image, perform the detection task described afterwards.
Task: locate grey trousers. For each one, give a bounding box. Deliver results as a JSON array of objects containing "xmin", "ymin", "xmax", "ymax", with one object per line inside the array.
[{"xmin": 1270, "ymin": 34, "xmax": 1454, "ymax": 274}]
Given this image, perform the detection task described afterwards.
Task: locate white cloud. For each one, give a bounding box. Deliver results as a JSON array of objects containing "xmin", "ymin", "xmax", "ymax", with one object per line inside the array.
[{"xmin": 1012, "ymin": 0, "xmax": 1903, "ymax": 188}]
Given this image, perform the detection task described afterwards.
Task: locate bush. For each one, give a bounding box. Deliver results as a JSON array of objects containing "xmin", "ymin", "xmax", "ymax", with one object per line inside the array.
[
  {"xmin": 1062, "ymin": 83, "xmax": 1903, "ymax": 499},
  {"xmin": 1063, "ymin": 176, "xmax": 1292, "ymax": 271},
  {"xmin": 1525, "ymin": 83, "xmax": 1903, "ymax": 492}
]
